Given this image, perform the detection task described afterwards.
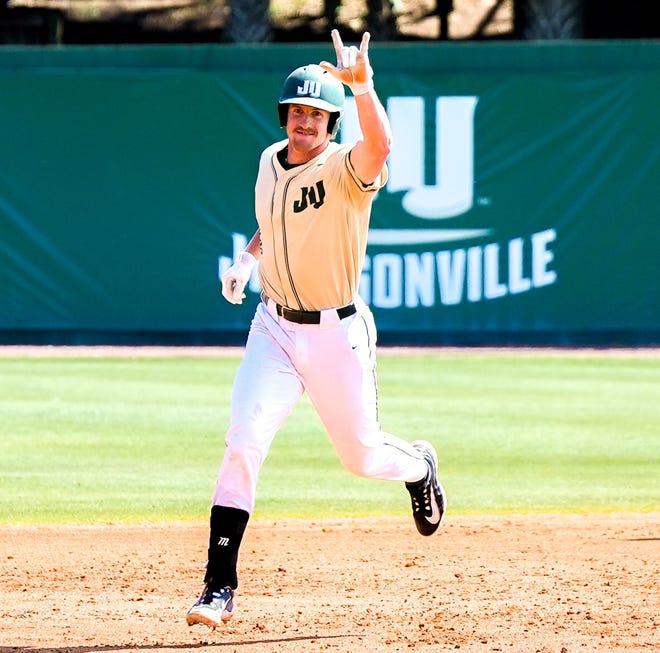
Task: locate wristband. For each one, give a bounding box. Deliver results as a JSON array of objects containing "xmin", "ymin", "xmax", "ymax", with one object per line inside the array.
[{"xmin": 350, "ymin": 79, "xmax": 374, "ymax": 96}]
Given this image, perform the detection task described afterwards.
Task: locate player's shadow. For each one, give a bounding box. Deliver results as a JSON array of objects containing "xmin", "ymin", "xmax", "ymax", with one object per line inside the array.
[{"xmin": 1, "ymin": 634, "xmax": 355, "ymax": 652}]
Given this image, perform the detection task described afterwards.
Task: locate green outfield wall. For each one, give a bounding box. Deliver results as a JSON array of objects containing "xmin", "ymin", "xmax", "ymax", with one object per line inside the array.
[{"xmin": 1, "ymin": 41, "xmax": 658, "ymax": 345}]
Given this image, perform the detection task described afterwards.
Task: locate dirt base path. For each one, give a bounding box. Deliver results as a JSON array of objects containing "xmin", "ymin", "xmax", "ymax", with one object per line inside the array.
[{"xmin": 0, "ymin": 513, "xmax": 657, "ymax": 653}]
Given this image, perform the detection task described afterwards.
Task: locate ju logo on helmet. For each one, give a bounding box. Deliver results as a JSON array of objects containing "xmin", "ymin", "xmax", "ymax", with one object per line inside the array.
[{"xmin": 297, "ymin": 79, "xmax": 322, "ymax": 98}]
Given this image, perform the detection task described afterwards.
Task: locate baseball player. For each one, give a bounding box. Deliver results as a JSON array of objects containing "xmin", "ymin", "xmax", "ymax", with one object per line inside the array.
[{"xmin": 187, "ymin": 29, "xmax": 446, "ymax": 630}]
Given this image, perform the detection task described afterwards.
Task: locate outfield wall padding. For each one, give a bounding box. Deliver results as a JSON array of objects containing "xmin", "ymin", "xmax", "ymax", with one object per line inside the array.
[{"xmin": 1, "ymin": 42, "xmax": 658, "ymax": 344}]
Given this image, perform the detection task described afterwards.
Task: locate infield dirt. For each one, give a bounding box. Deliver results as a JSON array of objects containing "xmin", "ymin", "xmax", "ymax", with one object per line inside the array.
[{"xmin": 1, "ymin": 512, "xmax": 657, "ymax": 652}]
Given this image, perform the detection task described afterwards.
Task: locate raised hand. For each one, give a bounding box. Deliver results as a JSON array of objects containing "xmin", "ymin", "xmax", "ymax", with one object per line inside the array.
[{"xmin": 319, "ymin": 29, "xmax": 374, "ymax": 95}]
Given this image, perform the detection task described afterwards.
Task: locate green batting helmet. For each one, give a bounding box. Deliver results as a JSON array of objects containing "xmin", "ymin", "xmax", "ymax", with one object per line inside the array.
[{"xmin": 278, "ymin": 64, "xmax": 345, "ymax": 137}]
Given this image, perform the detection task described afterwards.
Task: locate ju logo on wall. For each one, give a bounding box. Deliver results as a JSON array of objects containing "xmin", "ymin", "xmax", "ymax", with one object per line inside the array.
[
  {"xmin": 339, "ymin": 95, "xmax": 557, "ymax": 309},
  {"xmin": 219, "ymin": 94, "xmax": 557, "ymax": 309}
]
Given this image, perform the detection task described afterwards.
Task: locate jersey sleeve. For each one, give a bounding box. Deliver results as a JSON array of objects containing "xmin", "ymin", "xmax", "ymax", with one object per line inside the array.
[{"xmin": 344, "ymin": 148, "xmax": 389, "ymax": 193}]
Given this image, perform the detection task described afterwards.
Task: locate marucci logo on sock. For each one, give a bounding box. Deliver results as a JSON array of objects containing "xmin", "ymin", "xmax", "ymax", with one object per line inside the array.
[{"xmin": 217, "ymin": 537, "xmax": 229, "ymax": 546}]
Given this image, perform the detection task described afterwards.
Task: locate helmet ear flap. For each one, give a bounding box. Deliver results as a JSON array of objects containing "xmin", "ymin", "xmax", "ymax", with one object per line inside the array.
[
  {"xmin": 278, "ymin": 104, "xmax": 288, "ymax": 128},
  {"xmin": 328, "ymin": 112, "xmax": 341, "ymax": 138}
]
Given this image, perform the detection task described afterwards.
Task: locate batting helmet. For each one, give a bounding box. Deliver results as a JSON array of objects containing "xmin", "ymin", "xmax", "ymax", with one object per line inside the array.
[{"xmin": 278, "ymin": 64, "xmax": 345, "ymax": 137}]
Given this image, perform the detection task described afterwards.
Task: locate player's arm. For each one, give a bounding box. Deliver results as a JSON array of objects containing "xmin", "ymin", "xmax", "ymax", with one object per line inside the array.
[
  {"xmin": 320, "ymin": 30, "xmax": 391, "ymax": 186},
  {"xmin": 221, "ymin": 230, "xmax": 261, "ymax": 305},
  {"xmin": 244, "ymin": 229, "xmax": 262, "ymax": 260}
]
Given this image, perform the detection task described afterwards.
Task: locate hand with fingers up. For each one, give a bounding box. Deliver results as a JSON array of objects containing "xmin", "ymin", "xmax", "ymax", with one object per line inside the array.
[{"xmin": 320, "ymin": 29, "xmax": 375, "ymax": 97}]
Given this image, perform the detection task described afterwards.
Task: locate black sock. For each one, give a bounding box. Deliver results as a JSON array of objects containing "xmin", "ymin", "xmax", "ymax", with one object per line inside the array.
[{"xmin": 204, "ymin": 505, "xmax": 249, "ymax": 590}]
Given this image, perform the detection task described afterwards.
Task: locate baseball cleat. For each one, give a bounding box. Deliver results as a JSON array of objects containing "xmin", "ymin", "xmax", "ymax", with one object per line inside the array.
[
  {"xmin": 186, "ymin": 585, "xmax": 234, "ymax": 629},
  {"xmin": 406, "ymin": 440, "xmax": 446, "ymax": 536}
]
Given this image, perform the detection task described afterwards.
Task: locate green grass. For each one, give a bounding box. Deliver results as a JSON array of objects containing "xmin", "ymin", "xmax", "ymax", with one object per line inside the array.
[{"xmin": 0, "ymin": 351, "xmax": 658, "ymax": 524}]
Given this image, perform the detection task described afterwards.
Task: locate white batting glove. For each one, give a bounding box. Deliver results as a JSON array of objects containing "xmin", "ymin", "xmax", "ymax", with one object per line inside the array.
[
  {"xmin": 221, "ymin": 251, "xmax": 257, "ymax": 305},
  {"xmin": 319, "ymin": 30, "xmax": 374, "ymax": 96}
]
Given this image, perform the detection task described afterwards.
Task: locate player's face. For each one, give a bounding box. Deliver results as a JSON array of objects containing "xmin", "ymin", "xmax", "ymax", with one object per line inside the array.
[{"xmin": 286, "ymin": 104, "xmax": 332, "ymax": 163}]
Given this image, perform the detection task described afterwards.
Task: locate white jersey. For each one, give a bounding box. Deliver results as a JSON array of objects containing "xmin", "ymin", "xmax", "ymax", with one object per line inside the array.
[{"xmin": 254, "ymin": 139, "xmax": 387, "ymax": 311}]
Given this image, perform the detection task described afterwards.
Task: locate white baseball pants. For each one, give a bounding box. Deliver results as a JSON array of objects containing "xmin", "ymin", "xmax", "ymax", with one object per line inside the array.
[{"xmin": 212, "ymin": 295, "xmax": 428, "ymax": 513}]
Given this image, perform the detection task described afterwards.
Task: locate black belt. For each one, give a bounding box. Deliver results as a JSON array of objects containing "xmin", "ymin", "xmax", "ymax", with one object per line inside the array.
[{"xmin": 263, "ymin": 293, "xmax": 356, "ymax": 324}]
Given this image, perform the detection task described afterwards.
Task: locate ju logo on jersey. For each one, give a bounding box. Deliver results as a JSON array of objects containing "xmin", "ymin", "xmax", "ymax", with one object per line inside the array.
[
  {"xmin": 219, "ymin": 94, "xmax": 559, "ymax": 309},
  {"xmin": 293, "ymin": 181, "xmax": 326, "ymax": 212}
]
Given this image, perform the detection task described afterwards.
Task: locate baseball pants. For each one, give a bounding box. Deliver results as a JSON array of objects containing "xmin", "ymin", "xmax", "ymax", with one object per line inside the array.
[{"xmin": 212, "ymin": 295, "xmax": 428, "ymax": 513}]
